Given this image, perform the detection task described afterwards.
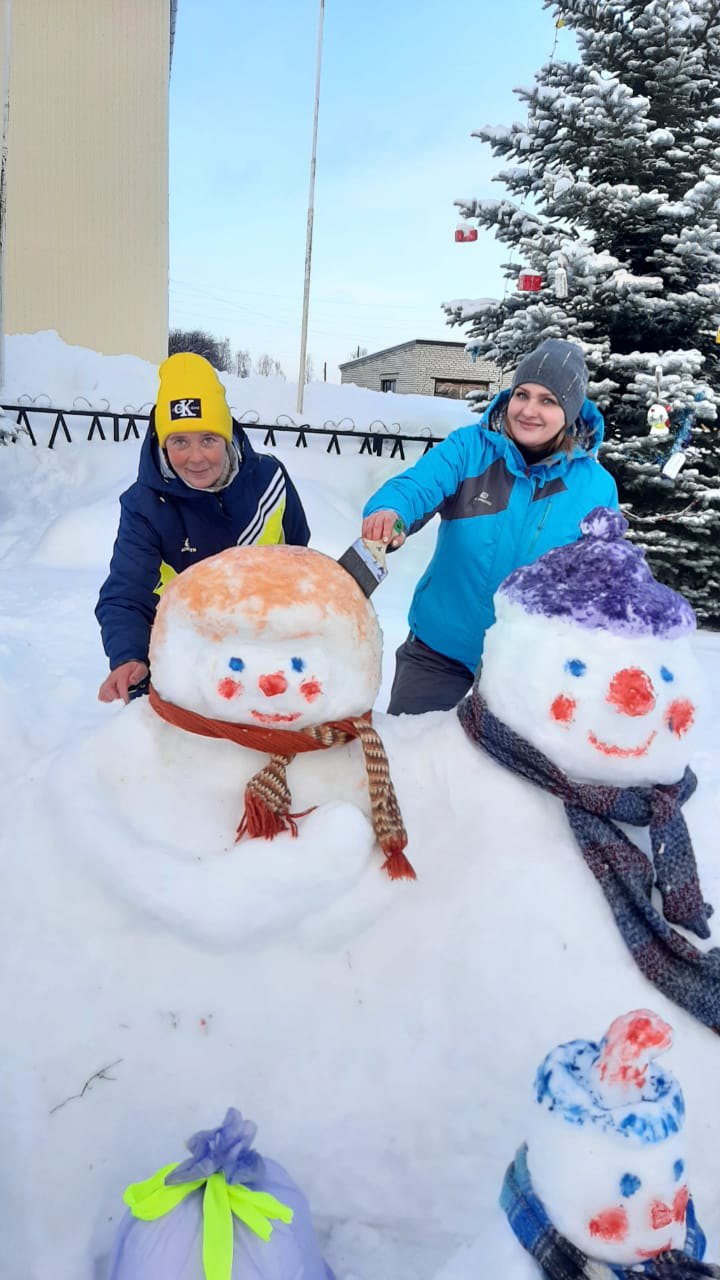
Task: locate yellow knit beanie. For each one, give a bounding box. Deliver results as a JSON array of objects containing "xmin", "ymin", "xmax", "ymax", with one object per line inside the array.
[{"xmin": 154, "ymin": 353, "xmax": 233, "ymax": 448}]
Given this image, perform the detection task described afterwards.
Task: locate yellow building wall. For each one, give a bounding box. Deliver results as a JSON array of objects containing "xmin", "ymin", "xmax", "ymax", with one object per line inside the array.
[{"xmin": 0, "ymin": 0, "xmax": 170, "ymax": 363}]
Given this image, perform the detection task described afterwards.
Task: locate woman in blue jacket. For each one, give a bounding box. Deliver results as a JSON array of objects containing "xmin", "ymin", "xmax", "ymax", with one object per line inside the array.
[
  {"xmin": 362, "ymin": 339, "xmax": 618, "ymax": 715},
  {"xmin": 96, "ymin": 353, "xmax": 310, "ymax": 703}
]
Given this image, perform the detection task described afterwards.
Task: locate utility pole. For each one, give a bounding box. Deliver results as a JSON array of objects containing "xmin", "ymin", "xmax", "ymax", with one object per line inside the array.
[{"xmin": 296, "ymin": 0, "xmax": 325, "ymax": 417}]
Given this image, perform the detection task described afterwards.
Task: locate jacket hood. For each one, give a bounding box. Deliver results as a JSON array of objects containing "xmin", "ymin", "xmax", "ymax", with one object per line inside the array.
[
  {"xmin": 137, "ymin": 412, "xmax": 254, "ymax": 496},
  {"xmin": 480, "ymin": 388, "xmax": 606, "ymax": 473}
]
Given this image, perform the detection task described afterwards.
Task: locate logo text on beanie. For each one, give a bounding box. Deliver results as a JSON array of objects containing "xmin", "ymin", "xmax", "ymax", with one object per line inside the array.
[{"xmin": 170, "ymin": 398, "xmax": 202, "ymax": 419}]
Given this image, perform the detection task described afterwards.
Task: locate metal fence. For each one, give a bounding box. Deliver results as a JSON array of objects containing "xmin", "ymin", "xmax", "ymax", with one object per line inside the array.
[{"xmin": 1, "ymin": 404, "xmax": 443, "ymax": 461}]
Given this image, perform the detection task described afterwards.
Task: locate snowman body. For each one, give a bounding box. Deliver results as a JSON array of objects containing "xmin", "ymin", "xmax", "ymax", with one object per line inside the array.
[{"xmin": 52, "ymin": 545, "xmax": 390, "ymax": 946}]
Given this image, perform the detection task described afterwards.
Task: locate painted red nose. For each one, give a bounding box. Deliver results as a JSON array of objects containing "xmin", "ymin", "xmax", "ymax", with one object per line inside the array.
[
  {"xmin": 606, "ymin": 667, "xmax": 656, "ymax": 717},
  {"xmin": 258, "ymin": 671, "xmax": 288, "ymax": 697}
]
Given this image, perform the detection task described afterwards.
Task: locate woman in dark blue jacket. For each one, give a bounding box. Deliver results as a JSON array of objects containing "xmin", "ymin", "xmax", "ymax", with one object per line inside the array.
[
  {"xmin": 362, "ymin": 339, "xmax": 618, "ymax": 715},
  {"xmin": 96, "ymin": 353, "xmax": 310, "ymax": 702}
]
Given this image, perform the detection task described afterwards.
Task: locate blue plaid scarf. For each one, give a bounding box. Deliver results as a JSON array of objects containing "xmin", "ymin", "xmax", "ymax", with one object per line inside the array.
[
  {"xmin": 457, "ymin": 689, "xmax": 720, "ymax": 1036},
  {"xmin": 501, "ymin": 1145, "xmax": 718, "ymax": 1279}
]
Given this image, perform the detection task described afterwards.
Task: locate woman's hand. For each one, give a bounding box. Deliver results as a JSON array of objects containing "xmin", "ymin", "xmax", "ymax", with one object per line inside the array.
[
  {"xmin": 98, "ymin": 660, "xmax": 149, "ymax": 704},
  {"xmin": 361, "ymin": 509, "xmax": 406, "ymax": 548}
]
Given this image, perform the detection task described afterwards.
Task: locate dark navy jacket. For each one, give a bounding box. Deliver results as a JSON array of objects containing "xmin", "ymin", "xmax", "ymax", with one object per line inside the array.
[
  {"xmin": 364, "ymin": 391, "xmax": 618, "ymax": 672},
  {"xmin": 96, "ymin": 418, "xmax": 310, "ymax": 669}
]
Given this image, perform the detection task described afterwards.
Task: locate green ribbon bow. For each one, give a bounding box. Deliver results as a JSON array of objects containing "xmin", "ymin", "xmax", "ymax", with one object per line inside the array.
[{"xmin": 124, "ymin": 1161, "xmax": 294, "ymax": 1280}]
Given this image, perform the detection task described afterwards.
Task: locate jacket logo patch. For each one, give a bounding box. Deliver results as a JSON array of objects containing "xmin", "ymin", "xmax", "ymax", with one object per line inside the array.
[
  {"xmin": 473, "ymin": 491, "xmax": 493, "ymax": 507},
  {"xmin": 170, "ymin": 397, "xmax": 201, "ymax": 420},
  {"xmin": 181, "ymin": 536, "xmax": 197, "ymax": 553}
]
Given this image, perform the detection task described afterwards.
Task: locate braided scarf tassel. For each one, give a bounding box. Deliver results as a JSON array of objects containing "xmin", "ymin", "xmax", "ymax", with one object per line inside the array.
[
  {"xmin": 235, "ymin": 753, "xmax": 309, "ymax": 840},
  {"xmin": 347, "ymin": 718, "xmax": 415, "ymax": 881},
  {"xmin": 234, "ymin": 718, "xmax": 415, "ymax": 881}
]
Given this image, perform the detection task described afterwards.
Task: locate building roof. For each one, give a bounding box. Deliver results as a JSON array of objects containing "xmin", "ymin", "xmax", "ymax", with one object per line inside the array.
[{"xmin": 339, "ymin": 338, "xmax": 470, "ymax": 370}]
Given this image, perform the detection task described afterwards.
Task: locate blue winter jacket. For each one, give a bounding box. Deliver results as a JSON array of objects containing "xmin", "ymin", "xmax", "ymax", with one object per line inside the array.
[
  {"xmin": 363, "ymin": 391, "xmax": 618, "ymax": 673},
  {"xmin": 96, "ymin": 418, "xmax": 310, "ymax": 670}
]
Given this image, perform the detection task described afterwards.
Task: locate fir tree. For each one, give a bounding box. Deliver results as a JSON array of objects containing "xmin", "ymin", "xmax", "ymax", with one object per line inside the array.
[{"xmin": 444, "ymin": 0, "xmax": 720, "ymax": 626}]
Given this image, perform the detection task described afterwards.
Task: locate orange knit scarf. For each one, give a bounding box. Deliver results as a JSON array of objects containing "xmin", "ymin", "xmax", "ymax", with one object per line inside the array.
[{"xmin": 148, "ymin": 684, "xmax": 415, "ymax": 882}]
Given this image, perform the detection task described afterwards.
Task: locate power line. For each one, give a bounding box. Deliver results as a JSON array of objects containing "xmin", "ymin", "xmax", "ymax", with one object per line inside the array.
[{"xmin": 169, "ymin": 276, "xmax": 439, "ymax": 316}]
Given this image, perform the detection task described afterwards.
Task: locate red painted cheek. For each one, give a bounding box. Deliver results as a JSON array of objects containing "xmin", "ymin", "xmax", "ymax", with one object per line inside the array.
[
  {"xmin": 607, "ymin": 667, "xmax": 656, "ymax": 716},
  {"xmin": 550, "ymin": 694, "xmax": 576, "ymax": 726},
  {"xmin": 300, "ymin": 678, "xmax": 323, "ymax": 703},
  {"xmin": 665, "ymin": 698, "xmax": 695, "ymax": 738},
  {"xmin": 650, "ymin": 1200, "xmax": 673, "ymax": 1230},
  {"xmin": 258, "ymin": 671, "xmax": 288, "ymax": 697},
  {"xmin": 217, "ymin": 677, "xmax": 243, "ymax": 700},
  {"xmin": 673, "ymin": 1186, "xmax": 689, "ymax": 1223},
  {"xmin": 588, "ymin": 1206, "xmax": 629, "ymax": 1242}
]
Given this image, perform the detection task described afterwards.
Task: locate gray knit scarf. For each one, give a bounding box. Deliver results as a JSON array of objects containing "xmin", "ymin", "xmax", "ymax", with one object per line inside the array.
[{"xmin": 457, "ymin": 687, "xmax": 720, "ymax": 1036}]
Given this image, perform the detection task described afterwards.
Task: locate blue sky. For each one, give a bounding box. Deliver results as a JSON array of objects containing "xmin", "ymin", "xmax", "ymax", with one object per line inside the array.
[{"xmin": 169, "ymin": 0, "xmax": 574, "ymax": 381}]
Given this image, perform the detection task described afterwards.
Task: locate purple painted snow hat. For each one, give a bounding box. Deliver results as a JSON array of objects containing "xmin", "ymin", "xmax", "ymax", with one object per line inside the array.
[{"xmin": 499, "ymin": 507, "xmax": 695, "ymax": 638}]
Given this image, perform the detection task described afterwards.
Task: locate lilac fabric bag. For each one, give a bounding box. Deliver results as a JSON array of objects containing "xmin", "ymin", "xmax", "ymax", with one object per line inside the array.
[{"xmin": 108, "ymin": 1109, "xmax": 334, "ymax": 1280}]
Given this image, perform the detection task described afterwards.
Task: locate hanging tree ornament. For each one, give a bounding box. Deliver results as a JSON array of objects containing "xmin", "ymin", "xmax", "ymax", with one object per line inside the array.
[
  {"xmin": 554, "ymin": 253, "xmax": 569, "ymax": 299},
  {"xmin": 661, "ymin": 405, "xmax": 694, "ymax": 481},
  {"xmin": 454, "ymin": 224, "xmax": 478, "ymax": 243},
  {"xmin": 647, "ymin": 403, "xmax": 670, "ymax": 438},
  {"xmin": 517, "ymin": 269, "xmax": 542, "ymax": 292}
]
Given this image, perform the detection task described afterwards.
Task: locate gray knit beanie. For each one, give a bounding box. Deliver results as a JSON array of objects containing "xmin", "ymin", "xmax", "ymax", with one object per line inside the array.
[{"xmin": 510, "ymin": 339, "xmax": 588, "ymax": 428}]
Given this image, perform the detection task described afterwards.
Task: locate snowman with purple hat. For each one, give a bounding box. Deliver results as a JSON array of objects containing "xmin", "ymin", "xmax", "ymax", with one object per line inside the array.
[{"xmin": 457, "ymin": 505, "xmax": 720, "ymax": 1035}]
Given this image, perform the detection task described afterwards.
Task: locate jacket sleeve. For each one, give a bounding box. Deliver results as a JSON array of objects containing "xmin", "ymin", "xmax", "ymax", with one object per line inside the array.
[
  {"xmin": 280, "ymin": 464, "xmax": 311, "ymax": 546},
  {"xmin": 362, "ymin": 427, "xmax": 478, "ymax": 533},
  {"xmin": 95, "ymin": 490, "xmax": 164, "ymax": 670}
]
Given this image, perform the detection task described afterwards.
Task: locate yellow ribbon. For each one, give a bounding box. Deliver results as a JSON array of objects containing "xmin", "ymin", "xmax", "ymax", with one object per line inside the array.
[{"xmin": 124, "ymin": 1161, "xmax": 294, "ymax": 1280}]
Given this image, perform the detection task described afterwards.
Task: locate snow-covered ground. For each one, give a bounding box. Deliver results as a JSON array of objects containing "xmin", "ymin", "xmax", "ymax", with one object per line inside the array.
[{"xmin": 1, "ymin": 334, "xmax": 718, "ymax": 1280}]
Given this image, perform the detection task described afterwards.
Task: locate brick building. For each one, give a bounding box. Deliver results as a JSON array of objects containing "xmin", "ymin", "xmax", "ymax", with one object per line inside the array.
[{"xmin": 339, "ymin": 339, "xmax": 501, "ymax": 399}]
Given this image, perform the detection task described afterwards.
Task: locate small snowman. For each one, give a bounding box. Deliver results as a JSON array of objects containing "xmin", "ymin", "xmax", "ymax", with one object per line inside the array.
[{"xmin": 502, "ymin": 1009, "xmax": 710, "ymax": 1271}]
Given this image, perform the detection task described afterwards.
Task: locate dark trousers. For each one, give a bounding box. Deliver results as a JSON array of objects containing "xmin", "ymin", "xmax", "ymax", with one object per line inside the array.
[{"xmin": 387, "ymin": 632, "xmax": 474, "ymax": 716}]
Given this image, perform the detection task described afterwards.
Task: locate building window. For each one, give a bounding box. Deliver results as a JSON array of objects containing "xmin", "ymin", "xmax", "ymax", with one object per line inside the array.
[
  {"xmin": 380, "ymin": 378, "xmax": 397, "ymax": 393},
  {"xmin": 433, "ymin": 378, "xmax": 489, "ymax": 400}
]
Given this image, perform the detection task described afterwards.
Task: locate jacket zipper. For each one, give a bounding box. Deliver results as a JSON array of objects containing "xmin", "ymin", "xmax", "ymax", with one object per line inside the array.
[{"xmin": 526, "ymin": 499, "xmax": 552, "ymax": 558}]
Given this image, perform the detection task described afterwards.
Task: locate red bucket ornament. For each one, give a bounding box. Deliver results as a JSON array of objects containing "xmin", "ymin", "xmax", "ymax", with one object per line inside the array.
[
  {"xmin": 517, "ymin": 270, "xmax": 542, "ymax": 292},
  {"xmin": 455, "ymin": 226, "xmax": 478, "ymax": 242}
]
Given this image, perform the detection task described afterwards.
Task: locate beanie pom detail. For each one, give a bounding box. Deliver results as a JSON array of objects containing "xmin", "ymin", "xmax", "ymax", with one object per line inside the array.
[{"xmin": 580, "ymin": 507, "xmax": 629, "ymax": 541}]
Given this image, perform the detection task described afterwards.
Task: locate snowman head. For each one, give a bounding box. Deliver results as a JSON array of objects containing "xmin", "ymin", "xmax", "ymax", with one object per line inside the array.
[
  {"xmin": 149, "ymin": 545, "xmax": 383, "ymax": 726},
  {"xmin": 527, "ymin": 1010, "xmax": 690, "ymax": 1266},
  {"xmin": 480, "ymin": 508, "xmax": 701, "ymax": 784}
]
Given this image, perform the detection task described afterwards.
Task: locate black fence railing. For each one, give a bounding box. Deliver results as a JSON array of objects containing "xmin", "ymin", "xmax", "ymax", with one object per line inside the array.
[{"xmin": 1, "ymin": 405, "xmax": 443, "ymax": 460}]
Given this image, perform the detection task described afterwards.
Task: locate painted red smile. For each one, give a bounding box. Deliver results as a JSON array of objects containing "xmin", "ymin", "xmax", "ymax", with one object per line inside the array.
[
  {"xmin": 588, "ymin": 729, "xmax": 657, "ymax": 758},
  {"xmin": 250, "ymin": 710, "xmax": 301, "ymax": 725}
]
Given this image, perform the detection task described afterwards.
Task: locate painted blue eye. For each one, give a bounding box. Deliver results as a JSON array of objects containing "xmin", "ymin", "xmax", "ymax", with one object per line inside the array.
[
  {"xmin": 620, "ymin": 1173, "xmax": 641, "ymax": 1198},
  {"xmin": 228, "ymin": 657, "xmax": 245, "ymax": 672},
  {"xmin": 291, "ymin": 656, "xmax": 305, "ymax": 672},
  {"xmin": 565, "ymin": 659, "xmax": 587, "ymax": 677},
  {"xmin": 660, "ymin": 666, "xmax": 674, "ymax": 683},
  {"xmin": 674, "ymin": 1159, "xmax": 685, "ymax": 1181}
]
